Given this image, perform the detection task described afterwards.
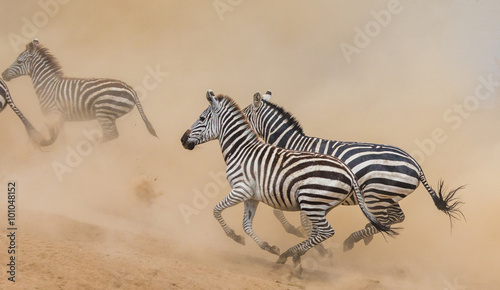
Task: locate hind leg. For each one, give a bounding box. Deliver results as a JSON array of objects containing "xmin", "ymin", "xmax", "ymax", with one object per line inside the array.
[
  {"xmin": 277, "ymin": 210, "xmax": 334, "ymax": 267},
  {"xmin": 96, "ymin": 115, "xmax": 119, "ymax": 142},
  {"xmin": 343, "ymin": 203, "xmax": 405, "ymax": 251},
  {"xmin": 273, "ymin": 209, "xmax": 304, "ymax": 237},
  {"xmin": 298, "ymin": 211, "xmax": 330, "ymax": 257}
]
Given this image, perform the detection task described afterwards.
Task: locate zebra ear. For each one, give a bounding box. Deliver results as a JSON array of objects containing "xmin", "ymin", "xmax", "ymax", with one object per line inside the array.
[
  {"xmin": 27, "ymin": 40, "xmax": 38, "ymax": 53},
  {"xmin": 206, "ymin": 90, "xmax": 218, "ymax": 109},
  {"xmin": 253, "ymin": 92, "xmax": 262, "ymax": 108},
  {"xmin": 263, "ymin": 90, "xmax": 272, "ymax": 102}
]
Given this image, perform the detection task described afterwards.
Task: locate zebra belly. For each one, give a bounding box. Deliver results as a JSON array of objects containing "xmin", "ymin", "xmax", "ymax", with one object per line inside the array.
[{"xmin": 253, "ymin": 188, "xmax": 301, "ymax": 211}]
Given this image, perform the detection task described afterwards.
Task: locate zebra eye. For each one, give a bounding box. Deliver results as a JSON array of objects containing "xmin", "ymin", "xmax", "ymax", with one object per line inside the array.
[
  {"xmin": 199, "ymin": 116, "xmax": 205, "ymax": 122},
  {"xmin": 16, "ymin": 59, "xmax": 22, "ymax": 64}
]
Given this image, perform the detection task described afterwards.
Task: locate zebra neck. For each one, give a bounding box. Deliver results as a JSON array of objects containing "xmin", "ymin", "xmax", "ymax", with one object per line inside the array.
[
  {"xmin": 272, "ymin": 129, "xmax": 307, "ymax": 149},
  {"xmin": 30, "ymin": 57, "xmax": 62, "ymax": 98},
  {"xmin": 218, "ymin": 117, "xmax": 260, "ymax": 163}
]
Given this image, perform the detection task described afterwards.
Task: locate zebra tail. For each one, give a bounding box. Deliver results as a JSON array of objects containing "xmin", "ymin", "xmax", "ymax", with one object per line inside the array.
[
  {"xmin": 132, "ymin": 92, "xmax": 158, "ymax": 138},
  {"xmin": 351, "ymin": 176, "xmax": 399, "ymax": 237},
  {"xmin": 420, "ymin": 173, "xmax": 466, "ymax": 224}
]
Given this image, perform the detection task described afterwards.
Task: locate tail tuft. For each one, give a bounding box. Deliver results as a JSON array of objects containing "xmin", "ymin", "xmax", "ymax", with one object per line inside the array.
[
  {"xmin": 434, "ymin": 180, "xmax": 466, "ymax": 223},
  {"xmin": 371, "ymin": 220, "xmax": 400, "ymax": 238},
  {"xmin": 146, "ymin": 121, "xmax": 158, "ymax": 138}
]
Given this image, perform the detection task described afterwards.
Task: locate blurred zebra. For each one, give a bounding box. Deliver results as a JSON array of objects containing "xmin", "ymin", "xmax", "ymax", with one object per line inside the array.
[
  {"xmin": 2, "ymin": 39, "xmax": 157, "ymax": 145},
  {"xmin": 181, "ymin": 90, "xmax": 395, "ymax": 268},
  {"xmin": 243, "ymin": 91, "xmax": 464, "ymax": 251},
  {"xmin": 0, "ymin": 78, "xmax": 56, "ymax": 146}
]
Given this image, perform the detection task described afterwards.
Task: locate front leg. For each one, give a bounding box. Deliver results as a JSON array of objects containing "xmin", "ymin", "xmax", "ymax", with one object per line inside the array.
[
  {"xmin": 243, "ymin": 200, "xmax": 280, "ymax": 255},
  {"xmin": 213, "ymin": 189, "xmax": 248, "ymax": 245},
  {"xmin": 28, "ymin": 113, "xmax": 62, "ymax": 147}
]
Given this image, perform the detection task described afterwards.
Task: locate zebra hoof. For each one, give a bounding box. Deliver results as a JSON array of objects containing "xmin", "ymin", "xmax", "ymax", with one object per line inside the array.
[
  {"xmin": 292, "ymin": 254, "xmax": 301, "ymax": 267},
  {"xmin": 291, "ymin": 227, "xmax": 305, "ymax": 238},
  {"xmin": 235, "ymin": 235, "xmax": 245, "ymax": 245},
  {"xmin": 269, "ymin": 245, "xmax": 280, "ymax": 255},
  {"xmin": 315, "ymin": 244, "xmax": 329, "ymax": 257},
  {"xmin": 363, "ymin": 235, "xmax": 374, "ymax": 246},
  {"xmin": 291, "ymin": 264, "xmax": 303, "ymax": 277},
  {"xmin": 343, "ymin": 239, "xmax": 354, "ymax": 252},
  {"xmin": 276, "ymin": 254, "xmax": 288, "ymax": 264}
]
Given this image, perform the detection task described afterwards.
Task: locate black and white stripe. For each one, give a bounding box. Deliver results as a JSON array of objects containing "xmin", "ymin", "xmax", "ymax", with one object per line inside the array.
[
  {"xmin": 181, "ymin": 90, "xmax": 394, "ymax": 267},
  {"xmin": 0, "ymin": 80, "xmax": 7, "ymax": 114},
  {"xmin": 243, "ymin": 91, "xmax": 464, "ymax": 251},
  {"xmin": 1, "ymin": 39, "xmax": 157, "ymax": 145}
]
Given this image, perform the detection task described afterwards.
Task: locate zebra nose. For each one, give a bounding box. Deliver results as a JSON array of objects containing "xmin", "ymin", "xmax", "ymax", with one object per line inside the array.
[
  {"xmin": 181, "ymin": 129, "xmax": 194, "ymax": 150},
  {"xmin": 2, "ymin": 70, "xmax": 11, "ymax": 81}
]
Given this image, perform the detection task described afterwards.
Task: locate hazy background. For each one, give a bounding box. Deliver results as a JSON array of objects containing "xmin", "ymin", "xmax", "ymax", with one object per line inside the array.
[{"xmin": 0, "ymin": 0, "xmax": 499, "ymax": 288}]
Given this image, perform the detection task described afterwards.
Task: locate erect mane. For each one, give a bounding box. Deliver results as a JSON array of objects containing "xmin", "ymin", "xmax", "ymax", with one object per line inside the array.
[
  {"xmin": 264, "ymin": 100, "xmax": 305, "ymax": 135},
  {"xmin": 215, "ymin": 94, "xmax": 242, "ymax": 112},
  {"xmin": 215, "ymin": 94, "xmax": 261, "ymax": 141},
  {"xmin": 33, "ymin": 44, "xmax": 63, "ymax": 76}
]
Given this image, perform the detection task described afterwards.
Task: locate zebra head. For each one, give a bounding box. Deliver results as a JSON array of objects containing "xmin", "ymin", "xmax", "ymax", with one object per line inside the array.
[
  {"xmin": 2, "ymin": 39, "xmax": 40, "ymax": 81},
  {"xmin": 242, "ymin": 90, "xmax": 272, "ymax": 139},
  {"xmin": 181, "ymin": 90, "xmax": 222, "ymax": 150}
]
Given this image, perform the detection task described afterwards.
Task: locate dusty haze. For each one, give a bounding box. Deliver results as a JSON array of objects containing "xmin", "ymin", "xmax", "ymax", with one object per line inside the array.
[{"xmin": 0, "ymin": 1, "xmax": 499, "ymax": 289}]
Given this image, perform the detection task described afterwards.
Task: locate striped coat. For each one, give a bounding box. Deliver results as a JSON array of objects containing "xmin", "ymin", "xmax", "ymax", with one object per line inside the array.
[{"xmin": 181, "ymin": 91, "xmax": 394, "ymax": 267}]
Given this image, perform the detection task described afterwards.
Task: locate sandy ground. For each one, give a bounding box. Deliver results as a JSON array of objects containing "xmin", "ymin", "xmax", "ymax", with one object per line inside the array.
[{"xmin": 1, "ymin": 1, "xmax": 500, "ymax": 289}]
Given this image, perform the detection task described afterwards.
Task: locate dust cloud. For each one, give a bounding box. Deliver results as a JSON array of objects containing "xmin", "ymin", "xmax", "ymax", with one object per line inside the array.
[{"xmin": 0, "ymin": 0, "xmax": 499, "ymax": 289}]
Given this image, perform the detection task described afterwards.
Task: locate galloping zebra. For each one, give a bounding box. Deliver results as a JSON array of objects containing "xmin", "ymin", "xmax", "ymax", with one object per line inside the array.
[
  {"xmin": 181, "ymin": 90, "xmax": 395, "ymax": 267},
  {"xmin": 1, "ymin": 39, "xmax": 157, "ymax": 145},
  {"xmin": 243, "ymin": 91, "xmax": 464, "ymax": 251},
  {"xmin": 0, "ymin": 78, "xmax": 55, "ymax": 146}
]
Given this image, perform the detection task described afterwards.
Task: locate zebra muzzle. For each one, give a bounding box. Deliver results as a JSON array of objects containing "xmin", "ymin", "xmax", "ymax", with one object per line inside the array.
[
  {"xmin": 1, "ymin": 70, "xmax": 13, "ymax": 82},
  {"xmin": 181, "ymin": 129, "xmax": 195, "ymax": 150}
]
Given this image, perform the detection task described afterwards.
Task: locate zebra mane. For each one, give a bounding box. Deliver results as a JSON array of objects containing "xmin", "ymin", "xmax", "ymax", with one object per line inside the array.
[
  {"xmin": 215, "ymin": 94, "xmax": 262, "ymax": 140},
  {"xmin": 264, "ymin": 100, "xmax": 305, "ymax": 135},
  {"xmin": 33, "ymin": 44, "xmax": 63, "ymax": 77}
]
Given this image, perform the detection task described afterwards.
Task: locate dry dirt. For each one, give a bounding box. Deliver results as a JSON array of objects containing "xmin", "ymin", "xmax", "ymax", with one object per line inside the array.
[{"xmin": 1, "ymin": 1, "xmax": 500, "ymax": 289}]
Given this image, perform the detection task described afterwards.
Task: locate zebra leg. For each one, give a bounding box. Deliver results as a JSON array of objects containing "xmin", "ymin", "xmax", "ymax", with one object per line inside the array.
[
  {"xmin": 277, "ymin": 211, "xmax": 334, "ymax": 267},
  {"xmin": 96, "ymin": 115, "xmax": 119, "ymax": 142},
  {"xmin": 363, "ymin": 203, "xmax": 405, "ymax": 246},
  {"xmin": 243, "ymin": 201, "xmax": 280, "ymax": 255},
  {"xmin": 213, "ymin": 191, "xmax": 247, "ymax": 245},
  {"xmin": 29, "ymin": 113, "xmax": 62, "ymax": 147},
  {"xmin": 273, "ymin": 209, "xmax": 304, "ymax": 237},
  {"xmin": 298, "ymin": 211, "xmax": 330, "ymax": 257},
  {"xmin": 343, "ymin": 203, "xmax": 404, "ymax": 251}
]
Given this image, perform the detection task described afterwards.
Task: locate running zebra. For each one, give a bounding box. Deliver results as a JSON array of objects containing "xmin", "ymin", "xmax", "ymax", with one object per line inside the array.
[
  {"xmin": 1, "ymin": 39, "xmax": 157, "ymax": 145},
  {"xmin": 243, "ymin": 91, "xmax": 464, "ymax": 251},
  {"xmin": 0, "ymin": 78, "xmax": 56, "ymax": 146},
  {"xmin": 181, "ymin": 90, "xmax": 395, "ymax": 267}
]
